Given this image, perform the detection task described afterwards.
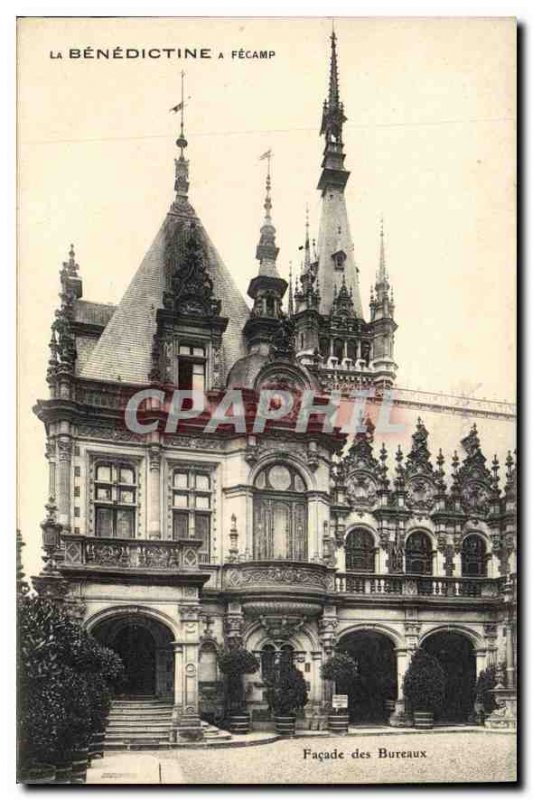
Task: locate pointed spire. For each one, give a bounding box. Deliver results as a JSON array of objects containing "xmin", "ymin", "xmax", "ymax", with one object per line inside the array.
[
  {"xmin": 65, "ymin": 243, "xmax": 79, "ymax": 278},
  {"xmin": 378, "ymin": 216, "xmax": 387, "ymax": 284},
  {"xmin": 288, "ymin": 262, "xmax": 294, "ymax": 316},
  {"xmin": 320, "ymin": 24, "xmax": 346, "ymax": 152},
  {"xmin": 255, "ymin": 150, "xmax": 280, "ymax": 277},
  {"xmin": 328, "ymin": 24, "xmax": 340, "ymax": 114},
  {"xmin": 174, "ymin": 70, "xmax": 190, "ymax": 201},
  {"xmin": 303, "ymin": 204, "xmax": 311, "ymax": 271}
]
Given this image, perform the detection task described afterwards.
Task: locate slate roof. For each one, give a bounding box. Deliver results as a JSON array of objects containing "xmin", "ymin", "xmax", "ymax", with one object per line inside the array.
[{"xmin": 79, "ymin": 199, "xmax": 249, "ymax": 385}]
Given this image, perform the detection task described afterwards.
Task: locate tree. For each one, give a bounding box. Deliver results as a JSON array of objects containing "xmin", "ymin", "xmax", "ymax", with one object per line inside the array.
[
  {"xmin": 267, "ymin": 667, "xmax": 309, "ymax": 717},
  {"xmin": 403, "ymin": 648, "xmax": 446, "ymax": 715},
  {"xmin": 321, "ymin": 652, "xmax": 358, "ymax": 688},
  {"xmin": 17, "ymin": 539, "xmax": 124, "ymax": 772},
  {"xmin": 475, "ymin": 665, "xmax": 498, "ymax": 717},
  {"xmin": 217, "ymin": 647, "xmax": 259, "ymax": 713}
]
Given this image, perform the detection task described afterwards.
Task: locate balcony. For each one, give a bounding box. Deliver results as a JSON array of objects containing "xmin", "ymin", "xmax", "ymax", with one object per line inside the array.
[
  {"xmin": 335, "ymin": 572, "xmax": 501, "ymax": 600},
  {"xmin": 60, "ymin": 534, "xmax": 210, "ymax": 585}
]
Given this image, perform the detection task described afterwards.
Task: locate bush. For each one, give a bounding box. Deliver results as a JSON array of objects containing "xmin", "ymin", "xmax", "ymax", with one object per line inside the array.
[
  {"xmin": 403, "ymin": 649, "xmax": 446, "ymax": 715},
  {"xmin": 217, "ymin": 647, "xmax": 259, "ymax": 713},
  {"xmin": 267, "ymin": 667, "xmax": 308, "ymax": 717},
  {"xmin": 475, "ymin": 665, "xmax": 498, "ymax": 716},
  {"xmin": 17, "ymin": 591, "xmax": 124, "ymax": 770},
  {"xmin": 321, "ymin": 653, "xmax": 358, "ymax": 686}
]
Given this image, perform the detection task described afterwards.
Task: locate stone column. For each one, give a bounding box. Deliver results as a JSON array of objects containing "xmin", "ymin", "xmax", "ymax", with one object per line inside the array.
[
  {"xmin": 45, "ymin": 435, "xmax": 57, "ymax": 501},
  {"xmin": 56, "ymin": 434, "xmax": 72, "ymax": 531},
  {"xmin": 172, "ymin": 642, "xmax": 184, "ymax": 713},
  {"xmin": 389, "ymin": 648, "xmax": 413, "ymax": 727},
  {"xmin": 505, "ymin": 623, "xmax": 516, "ymax": 689},
  {"xmin": 148, "ymin": 445, "xmax": 162, "ymax": 539},
  {"xmin": 318, "ymin": 610, "xmax": 338, "ymax": 714},
  {"xmin": 172, "ymin": 602, "xmax": 203, "ymax": 741}
]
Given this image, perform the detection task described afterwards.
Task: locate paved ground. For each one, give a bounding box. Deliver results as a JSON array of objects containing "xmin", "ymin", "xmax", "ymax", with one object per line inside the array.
[{"xmin": 87, "ymin": 731, "xmax": 517, "ymax": 785}]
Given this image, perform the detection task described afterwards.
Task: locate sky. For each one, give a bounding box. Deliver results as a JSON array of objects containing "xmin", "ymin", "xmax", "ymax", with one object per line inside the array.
[{"xmin": 17, "ymin": 17, "xmax": 516, "ymax": 579}]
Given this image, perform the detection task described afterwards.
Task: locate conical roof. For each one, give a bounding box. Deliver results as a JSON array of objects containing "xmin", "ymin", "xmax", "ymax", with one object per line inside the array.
[{"xmin": 79, "ymin": 199, "xmax": 249, "ymax": 385}]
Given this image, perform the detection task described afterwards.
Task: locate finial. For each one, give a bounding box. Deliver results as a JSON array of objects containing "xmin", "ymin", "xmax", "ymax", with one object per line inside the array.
[
  {"xmin": 255, "ymin": 149, "xmax": 279, "ymax": 276},
  {"xmin": 288, "ymin": 261, "xmax": 294, "ymax": 316},
  {"xmin": 303, "ymin": 205, "xmax": 311, "ymax": 270},
  {"xmin": 259, "ymin": 149, "xmax": 273, "ymax": 222},
  {"xmin": 378, "ymin": 215, "xmax": 387, "ymax": 283},
  {"xmin": 176, "ymin": 70, "xmax": 187, "ymax": 152},
  {"xmin": 173, "ymin": 71, "xmax": 190, "ymax": 200},
  {"xmin": 63, "ymin": 243, "xmax": 79, "ymax": 277}
]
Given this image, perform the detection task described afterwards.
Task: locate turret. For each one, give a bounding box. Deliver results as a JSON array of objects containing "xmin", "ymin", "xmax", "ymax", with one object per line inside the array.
[
  {"xmin": 370, "ymin": 219, "xmax": 397, "ymax": 388},
  {"xmin": 243, "ymin": 152, "xmax": 288, "ymax": 352}
]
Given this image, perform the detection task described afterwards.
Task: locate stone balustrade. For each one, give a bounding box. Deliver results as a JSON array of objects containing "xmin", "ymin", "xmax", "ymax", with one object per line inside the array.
[
  {"xmin": 335, "ymin": 572, "xmax": 500, "ymax": 599},
  {"xmin": 61, "ymin": 534, "xmax": 204, "ymax": 571}
]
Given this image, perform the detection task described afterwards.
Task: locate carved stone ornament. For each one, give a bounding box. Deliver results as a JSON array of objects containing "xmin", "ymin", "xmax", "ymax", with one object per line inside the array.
[
  {"xmin": 406, "ymin": 476, "xmax": 436, "ymax": 511},
  {"xmin": 258, "ymin": 614, "xmax": 306, "ymax": 643},
  {"xmin": 461, "ymin": 481, "xmax": 490, "ymax": 516},
  {"xmin": 163, "ymin": 222, "xmax": 222, "ymax": 318},
  {"xmin": 224, "ymin": 563, "xmax": 334, "ymax": 592},
  {"xmin": 346, "ymin": 473, "xmax": 378, "ymax": 509}
]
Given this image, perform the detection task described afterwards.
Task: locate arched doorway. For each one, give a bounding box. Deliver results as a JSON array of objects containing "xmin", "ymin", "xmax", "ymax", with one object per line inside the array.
[
  {"xmin": 422, "ymin": 631, "xmax": 476, "ymax": 722},
  {"xmin": 337, "ymin": 631, "xmax": 397, "ymax": 724},
  {"xmin": 92, "ymin": 614, "xmax": 175, "ymax": 699}
]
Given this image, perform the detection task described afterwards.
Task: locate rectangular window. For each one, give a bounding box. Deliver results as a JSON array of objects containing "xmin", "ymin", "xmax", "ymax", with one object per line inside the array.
[
  {"xmin": 116, "ymin": 508, "xmax": 135, "ymax": 539},
  {"xmin": 95, "ymin": 506, "xmax": 114, "ymax": 538},
  {"xmin": 177, "ymin": 342, "xmax": 207, "ymax": 391},
  {"xmin": 94, "ymin": 460, "xmax": 137, "ymax": 538},
  {"xmin": 173, "ymin": 511, "xmax": 189, "ymax": 540},
  {"xmin": 171, "ymin": 467, "xmax": 212, "ymax": 562}
]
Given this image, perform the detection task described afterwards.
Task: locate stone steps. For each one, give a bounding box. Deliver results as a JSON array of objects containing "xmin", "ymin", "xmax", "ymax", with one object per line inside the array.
[
  {"xmin": 103, "ymin": 698, "xmax": 232, "ymax": 749},
  {"xmin": 105, "ymin": 698, "xmax": 173, "ymax": 750}
]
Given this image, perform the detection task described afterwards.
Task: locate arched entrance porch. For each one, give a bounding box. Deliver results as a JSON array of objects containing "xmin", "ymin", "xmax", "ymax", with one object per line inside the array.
[
  {"xmin": 92, "ymin": 613, "xmax": 175, "ymax": 699},
  {"xmin": 422, "ymin": 631, "xmax": 476, "ymax": 723},
  {"xmin": 337, "ymin": 630, "xmax": 397, "ymax": 724}
]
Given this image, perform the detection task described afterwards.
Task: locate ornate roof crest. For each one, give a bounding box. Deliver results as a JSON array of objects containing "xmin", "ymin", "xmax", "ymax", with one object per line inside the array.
[{"xmin": 163, "ymin": 222, "xmax": 222, "ymax": 318}]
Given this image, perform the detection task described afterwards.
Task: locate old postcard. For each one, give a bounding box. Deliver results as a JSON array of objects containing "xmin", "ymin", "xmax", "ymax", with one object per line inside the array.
[{"xmin": 17, "ymin": 16, "xmax": 517, "ymax": 785}]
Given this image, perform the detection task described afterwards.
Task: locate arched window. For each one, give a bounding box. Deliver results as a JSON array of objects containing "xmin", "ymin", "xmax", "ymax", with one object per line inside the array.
[
  {"xmin": 461, "ymin": 534, "xmax": 487, "ymax": 577},
  {"xmin": 253, "ymin": 464, "xmax": 307, "ymax": 561},
  {"xmin": 345, "ymin": 528, "xmax": 375, "ymax": 572},
  {"xmin": 261, "ymin": 644, "xmax": 276, "ymax": 683},
  {"xmin": 405, "ymin": 532, "xmax": 433, "ymax": 575},
  {"xmin": 279, "ymin": 644, "xmax": 294, "ymax": 677},
  {"xmin": 260, "ymin": 643, "xmax": 294, "ymax": 684}
]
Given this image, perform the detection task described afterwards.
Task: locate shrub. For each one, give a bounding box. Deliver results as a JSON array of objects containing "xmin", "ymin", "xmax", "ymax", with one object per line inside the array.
[
  {"xmin": 217, "ymin": 647, "xmax": 259, "ymax": 712},
  {"xmin": 17, "ymin": 591, "xmax": 124, "ymax": 770},
  {"xmin": 475, "ymin": 665, "xmax": 498, "ymax": 716},
  {"xmin": 403, "ymin": 648, "xmax": 446, "ymax": 715},
  {"xmin": 268, "ymin": 667, "xmax": 308, "ymax": 717},
  {"xmin": 321, "ymin": 653, "xmax": 358, "ymax": 686}
]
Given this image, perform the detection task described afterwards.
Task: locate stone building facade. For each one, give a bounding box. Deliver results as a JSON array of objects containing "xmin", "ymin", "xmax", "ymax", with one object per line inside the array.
[{"xmin": 34, "ymin": 31, "xmax": 517, "ymax": 734}]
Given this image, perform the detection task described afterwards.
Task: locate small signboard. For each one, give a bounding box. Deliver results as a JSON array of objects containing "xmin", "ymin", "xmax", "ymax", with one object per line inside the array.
[{"xmin": 332, "ymin": 694, "xmax": 348, "ymax": 709}]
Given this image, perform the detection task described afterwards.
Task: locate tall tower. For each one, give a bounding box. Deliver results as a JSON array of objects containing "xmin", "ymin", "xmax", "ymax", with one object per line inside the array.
[
  {"xmin": 290, "ymin": 27, "xmax": 398, "ymax": 392},
  {"xmin": 315, "ymin": 29, "xmax": 363, "ymax": 318}
]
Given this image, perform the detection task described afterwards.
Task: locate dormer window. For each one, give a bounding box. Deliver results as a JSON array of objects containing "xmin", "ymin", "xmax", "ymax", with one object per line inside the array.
[
  {"xmin": 332, "ymin": 250, "xmax": 346, "ymax": 270},
  {"xmin": 177, "ymin": 343, "xmax": 206, "ymax": 391}
]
